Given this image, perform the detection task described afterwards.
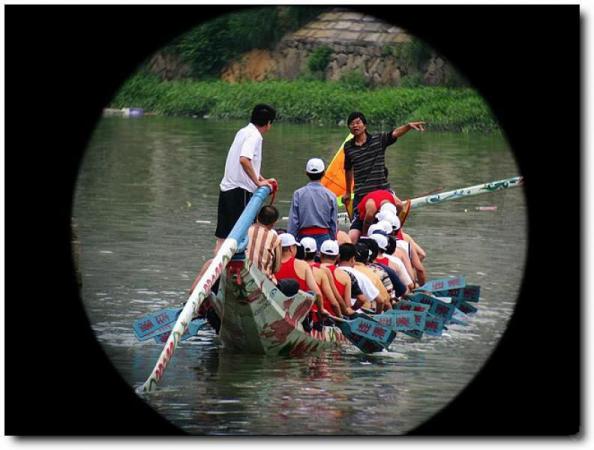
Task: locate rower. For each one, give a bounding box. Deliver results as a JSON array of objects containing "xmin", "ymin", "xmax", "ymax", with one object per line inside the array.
[
  {"xmin": 275, "ymin": 233, "xmax": 329, "ymax": 329},
  {"xmin": 367, "ymin": 233, "xmax": 410, "ymax": 299},
  {"xmin": 300, "ymin": 237, "xmax": 343, "ymax": 317},
  {"xmin": 336, "ymin": 243, "xmax": 377, "ymax": 311},
  {"xmin": 318, "ymin": 240, "xmax": 356, "ymax": 317}
]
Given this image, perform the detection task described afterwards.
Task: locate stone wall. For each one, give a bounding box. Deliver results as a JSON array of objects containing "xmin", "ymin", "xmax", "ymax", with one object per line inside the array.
[{"xmin": 221, "ymin": 10, "xmax": 459, "ymax": 86}]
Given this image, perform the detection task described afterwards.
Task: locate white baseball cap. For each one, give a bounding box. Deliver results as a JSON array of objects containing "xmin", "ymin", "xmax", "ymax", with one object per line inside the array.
[
  {"xmin": 375, "ymin": 220, "xmax": 393, "ymax": 235},
  {"xmin": 306, "ymin": 158, "xmax": 325, "ymax": 174},
  {"xmin": 300, "ymin": 237, "xmax": 317, "ymax": 253},
  {"xmin": 380, "ymin": 202, "xmax": 398, "ymax": 216},
  {"xmin": 320, "ymin": 239, "xmax": 339, "ymax": 256},
  {"xmin": 279, "ymin": 233, "xmax": 300, "ymax": 247},
  {"xmin": 369, "ymin": 233, "xmax": 388, "ymax": 251},
  {"xmin": 376, "ymin": 210, "xmax": 401, "ymax": 231},
  {"xmin": 367, "ymin": 223, "xmax": 385, "ymax": 236}
]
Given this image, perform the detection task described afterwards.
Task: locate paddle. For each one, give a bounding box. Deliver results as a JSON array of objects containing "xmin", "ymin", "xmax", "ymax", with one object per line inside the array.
[
  {"xmin": 414, "ymin": 276, "xmax": 466, "ymax": 294},
  {"xmin": 330, "ymin": 314, "xmax": 396, "ymax": 352},
  {"xmin": 406, "ymin": 292, "xmax": 457, "ymax": 322},
  {"xmin": 433, "ymin": 285, "xmax": 481, "ymax": 303},
  {"xmin": 133, "ymin": 307, "xmax": 182, "ymax": 340},
  {"xmin": 151, "ymin": 318, "xmax": 208, "ymax": 344},
  {"xmin": 374, "ymin": 309, "xmax": 425, "ymax": 332},
  {"xmin": 448, "ymin": 309, "xmax": 470, "ymax": 326},
  {"xmin": 423, "ymin": 314, "xmax": 447, "ymax": 336},
  {"xmin": 457, "ymin": 301, "xmax": 478, "ymax": 315},
  {"xmin": 337, "ymin": 176, "xmax": 523, "ymax": 226},
  {"xmin": 141, "ymin": 185, "xmax": 273, "ymax": 392}
]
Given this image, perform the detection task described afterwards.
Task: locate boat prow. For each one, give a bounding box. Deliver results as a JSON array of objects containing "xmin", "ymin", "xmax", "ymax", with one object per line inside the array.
[{"xmin": 216, "ymin": 259, "xmax": 348, "ymax": 356}]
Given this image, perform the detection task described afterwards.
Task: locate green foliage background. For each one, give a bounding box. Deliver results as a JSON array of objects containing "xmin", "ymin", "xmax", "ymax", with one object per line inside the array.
[
  {"xmin": 112, "ymin": 6, "xmax": 498, "ymax": 132},
  {"xmin": 112, "ymin": 74, "xmax": 498, "ymax": 132},
  {"xmin": 164, "ymin": 6, "xmax": 326, "ymax": 79}
]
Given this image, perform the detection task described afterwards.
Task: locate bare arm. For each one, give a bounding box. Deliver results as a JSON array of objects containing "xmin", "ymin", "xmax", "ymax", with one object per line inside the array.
[
  {"xmin": 272, "ymin": 243, "xmax": 282, "ymax": 275},
  {"xmin": 342, "ymin": 169, "xmax": 353, "ymax": 205},
  {"xmin": 410, "ymin": 245, "xmax": 426, "ymax": 286},
  {"xmin": 319, "ymin": 273, "xmax": 342, "ymax": 317},
  {"xmin": 303, "ymin": 265, "xmax": 327, "ymax": 315},
  {"xmin": 391, "ymin": 122, "xmax": 426, "ymax": 140},
  {"xmin": 403, "ymin": 232, "xmax": 426, "ymax": 261},
  {"xmin": 396, "ymin": 247, "xmax": 416, "ymax": 286},
  {"xmin": 240, "ymin": 156, "xmax": 270, "ymax": 188}
]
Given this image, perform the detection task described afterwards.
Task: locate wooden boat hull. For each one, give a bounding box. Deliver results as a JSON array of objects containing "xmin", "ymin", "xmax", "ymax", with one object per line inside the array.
[{"xmin": 212, "ymin": 259, "xmax": 348, "ymax": 356}]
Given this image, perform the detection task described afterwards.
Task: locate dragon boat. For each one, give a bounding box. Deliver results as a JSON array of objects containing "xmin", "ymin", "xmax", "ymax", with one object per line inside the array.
[
  {"xmin": 137, "ymin": 173, "xmax": 521, "ymax": 392},
  {"xmin": 208, "ymin": 258, "xmax": 349, "ymax": 356}
]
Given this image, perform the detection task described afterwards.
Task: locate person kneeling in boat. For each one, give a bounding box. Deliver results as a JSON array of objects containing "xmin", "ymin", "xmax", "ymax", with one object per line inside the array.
[
  {"xmin": 356, "ymin": 189, "xmax": 402, "ymax": 237},
  {"xmin": 300, "ymin": 237, "xmax": 349, "ymax": 317},
  {"xmin": 276, "ymin": 233, "xmax": 331, "ymax": 331},
  {"xmin": 288, "ymin": 158, "xmax": 338, "ymax": 250}
]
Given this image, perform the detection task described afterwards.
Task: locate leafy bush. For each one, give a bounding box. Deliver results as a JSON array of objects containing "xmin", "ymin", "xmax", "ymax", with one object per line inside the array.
[
  {"xmin": 110, "ymin": 77, "xmax": 499, "ymax": 132},
  {"xmin": 400, "ymin": 73, "xmax": 425, "ymax": 88},
  {"xmin": 339, "ymin": 70, "xmax": 370, "ymax": 90},
  {"xmin": 308, "ymin": 46, "xmax": 333, "ymax": 74},
  {"xmin": 393, "ymin": 39, "xmax": 433, "ymax": 73},
  {"xmin": 166, "ymin": 6, "xmax": 326, "ymax": 79}
]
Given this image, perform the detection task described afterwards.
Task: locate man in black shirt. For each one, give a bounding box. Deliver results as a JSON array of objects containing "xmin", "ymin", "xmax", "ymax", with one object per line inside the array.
[{"xmin": 342, "ymin": 111, "xmax": 425, "ymax": 243}]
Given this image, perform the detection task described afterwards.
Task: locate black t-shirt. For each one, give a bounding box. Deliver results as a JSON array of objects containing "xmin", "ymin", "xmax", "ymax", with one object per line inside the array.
[{"xmin": 344, "ymin": 131, "xmax": 397, "ymax": 204}]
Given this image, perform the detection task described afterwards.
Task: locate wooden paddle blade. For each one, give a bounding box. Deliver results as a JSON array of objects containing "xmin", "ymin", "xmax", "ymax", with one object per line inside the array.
[
  {"xmin": 375, "ymin": 310, "xmax": 425, "ymax": 332},
  {"xmin": 415, "ymin": 276, "xmax": 466, "ymax": 293},
  {"xmin": 133, "ymin": 307, "xmax": 182, "ymax": 340},
  {"xmin": 334, "ymin": 321, "xmax": 385, "ymax": 353},
  {"xmin": 348, "ymin": 317, "xmax": 396, "ymax": 347},
  {"xmin": 423, "ymin": 314, "xmax": 447, "ymax": 336},
  {"xmin": 398, "ymin": 199, "xmax": 412, "ymax": 226},
  {"xmin": 152, "ymin": 318, "xmax": 208, "ymax": 344},
  {"xmin": 433, "ymin": 285, "xmax": 481, "ymax": 303},
  {"xmin": 408, "ymin": 292, "xmax": 456, "ymax": 322},
  {"xmin": 457, "ymin": 301, "xmax": 478, "ymax": 314}
]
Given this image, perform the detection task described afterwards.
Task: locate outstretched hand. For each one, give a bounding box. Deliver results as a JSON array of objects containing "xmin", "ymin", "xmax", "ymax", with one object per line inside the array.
[{"xmin": 409, "ymin": 121, "xmax": 426, "ymax": 131}]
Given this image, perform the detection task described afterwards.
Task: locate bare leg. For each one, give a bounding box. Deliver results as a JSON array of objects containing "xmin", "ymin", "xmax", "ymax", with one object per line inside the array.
[
  {"xmin": 213, "ymin": 238, "xmax": 225, "ymax": 256},
  {"xmin": 189, "ymin": 258, "xmax": 215, "ymax": 295},
  {"xmin": 349, "ymin": 228, "xmax": 361, "ymax": 245}
]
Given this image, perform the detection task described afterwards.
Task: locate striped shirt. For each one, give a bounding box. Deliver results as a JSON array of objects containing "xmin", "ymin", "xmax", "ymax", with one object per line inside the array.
[
  {"xmin": 343, "ymin": 132, "xmax": 397, "ymax": 206},
  {"xmin": 247, "ymin": 223, "xmax": 281, "ymax": 278}
]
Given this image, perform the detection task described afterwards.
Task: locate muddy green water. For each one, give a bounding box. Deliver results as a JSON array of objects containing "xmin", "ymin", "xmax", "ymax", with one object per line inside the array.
[{"xmin": 72, "ymin": 116, "xmax": 526, "ymax": 435}]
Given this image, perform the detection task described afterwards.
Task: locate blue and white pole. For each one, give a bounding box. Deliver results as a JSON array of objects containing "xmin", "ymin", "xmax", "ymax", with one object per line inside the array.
[{"xmin": 141, "ymin": 186, "xmax": 271, "ymax": 392}]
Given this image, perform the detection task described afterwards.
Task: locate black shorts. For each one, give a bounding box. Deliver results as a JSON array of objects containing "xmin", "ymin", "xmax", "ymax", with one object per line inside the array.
[
  {"xmin": 349, "ymin": 198, "xmax": 364, "ymax": 231},
  {"xmin": 215, "ymin": 187, "xmax": 253, "ymax": 239}
]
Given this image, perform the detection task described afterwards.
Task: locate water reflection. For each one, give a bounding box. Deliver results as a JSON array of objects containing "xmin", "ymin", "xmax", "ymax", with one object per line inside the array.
[{"xmin": 75, "ymin": 116, "xmax": 526, "ymax": 434}]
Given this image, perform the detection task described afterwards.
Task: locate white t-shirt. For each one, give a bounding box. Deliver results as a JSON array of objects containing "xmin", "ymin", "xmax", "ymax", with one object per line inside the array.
[
  {"xmin": 385, "ymin": 253, "xmax": 413, "ymax": 287},
  {"xmin": 220, "ymin": 123, "xmax": 263, "ymax": 193},
  {"xmin": 396, "ymin": 240, "xmax": 411, "ymax": 259},
  {"xmin": 338, "ymin": 266, "xmax": 380, "ymax": 305}
]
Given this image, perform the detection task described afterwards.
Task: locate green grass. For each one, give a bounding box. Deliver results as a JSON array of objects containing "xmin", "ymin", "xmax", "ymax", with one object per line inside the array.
[{"xmin": 111, "ymin": 74, "xmax": 499, "ymax": 132}]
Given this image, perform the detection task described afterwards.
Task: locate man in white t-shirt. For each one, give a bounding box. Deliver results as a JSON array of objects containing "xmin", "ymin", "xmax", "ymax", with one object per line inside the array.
[{"xmin": 214, "ymin": 104, "xmax": 277, "ymax": 253}]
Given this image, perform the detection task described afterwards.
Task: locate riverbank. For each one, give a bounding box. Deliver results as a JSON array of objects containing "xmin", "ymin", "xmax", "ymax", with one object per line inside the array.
[{"xmin": 111, "ymin": 74, "xmax": 499, "ymax": 132}]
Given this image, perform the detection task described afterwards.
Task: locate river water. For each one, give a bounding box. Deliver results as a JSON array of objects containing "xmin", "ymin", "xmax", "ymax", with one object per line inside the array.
[{"xmin": 72, "ymin": 116, "xmax": 526, "ymax": 435}]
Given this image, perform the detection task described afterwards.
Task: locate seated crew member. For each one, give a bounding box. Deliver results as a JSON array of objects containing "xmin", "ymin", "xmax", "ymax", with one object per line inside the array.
[
  {"xmin": 275, "ymin": 233, "xmax": 329, "ymax": 327},
  {"xmin": 288, "ymin": 158, "xmax": 338, "ymax": 251},
  {"xmin": 247, "ymin": 205, "xmax": 282, "ymax": 280},
  {"xmin": 318, "ymin": 240, "xmax": 356, "ymax": 316},
  {"xmin": 300, "ymin": 237, "xmax": 343, "ymax": 317},
  {"xmin": 367, "ymin": 233, "xmax": 410, "ymax": 299},
  {"xmin": 337, "ymin": 243, "xmax": 384, "ymax": 312}
]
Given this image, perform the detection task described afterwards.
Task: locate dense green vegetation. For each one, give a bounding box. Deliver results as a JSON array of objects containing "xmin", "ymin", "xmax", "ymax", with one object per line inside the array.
[
  {"xmin": 164, "ymin": 6, "xmax": 326, "ymax": 79},
  {"xmin": 111, "ymin": 74, "xmax": 498, "ymax": 132}
]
